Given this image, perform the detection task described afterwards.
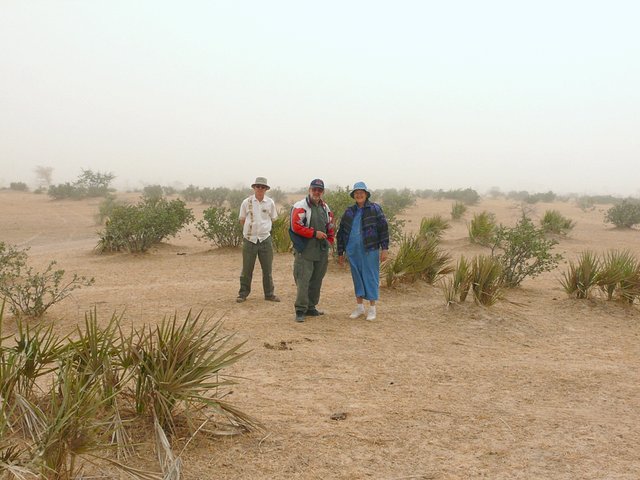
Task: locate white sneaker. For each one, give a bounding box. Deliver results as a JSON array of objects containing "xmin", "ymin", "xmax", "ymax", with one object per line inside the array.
[
  {"xmin": 366, "ymin": 307, "xmax": 377, "ymax": 321},
  {"xmin": 349, "ymin": 306, "xmax": 365, "ymax": 319}
]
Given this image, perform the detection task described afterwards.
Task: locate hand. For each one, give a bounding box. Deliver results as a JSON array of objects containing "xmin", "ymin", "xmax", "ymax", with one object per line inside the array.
[
  {"xmin": 380, "ymin": 250, "xmax": 389, "ymax": 262},
  {"xmin": 315, "ymin": 231, "xmax": 327, "ymax": 240},
  {"xmin": 338, "ymin": 255, "xmax": 345, "ymax": 266}
]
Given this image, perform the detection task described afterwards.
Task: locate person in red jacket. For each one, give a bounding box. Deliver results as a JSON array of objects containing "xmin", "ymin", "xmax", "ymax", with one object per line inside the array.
[{"xmin": 289, "ymin": 179, "xmax": 335, "ymax": 322}]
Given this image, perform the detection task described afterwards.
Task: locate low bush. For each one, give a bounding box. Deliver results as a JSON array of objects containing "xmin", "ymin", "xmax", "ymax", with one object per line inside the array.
[
  {"xmin": 468, "ymin": 211, "xmax": 496, "ymax": 246},
  {"xmin": 540, "ymin": 210, "xmax": 575, "ymax": 235},
  {"xmin": 0, "ymin": 242, "xmax": 94, "ymax": 317},
  {"xmin": 604, "ymin": 199, "xmax": 640, "ymax": 228},
  {"xmin": 451, "ymin": 201, "xmax": 467, "ymax": 220},
  {"xmin": 435, "ymin": 188, "xmax": 480, "ymax": 205},
  {"xmin": 492, "ymin": 215, "xmax": 563, "ymax": 287},
  {"xmin": 195, "ymin": 206, "xmax": 243, "ymax": 248},
  {"xmin": 9, "ymin": 182, "xmax": 28, "ymax": 191},
  {"xmin": 95, "ymin": 194, "xmax": 126, "ymax": 225},
  {"xmin": 96, "ymin": 198, "xmax": 194, "ymax": 253},
  {"xmin": 48, "ymin": 169, "xmax": 115, "ymax": 200}
]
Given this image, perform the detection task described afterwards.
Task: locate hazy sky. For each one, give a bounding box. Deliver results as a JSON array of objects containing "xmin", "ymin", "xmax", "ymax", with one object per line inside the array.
[{"xmin": 1, "ymin": 1, "xmax": 639, "ymax": 195}]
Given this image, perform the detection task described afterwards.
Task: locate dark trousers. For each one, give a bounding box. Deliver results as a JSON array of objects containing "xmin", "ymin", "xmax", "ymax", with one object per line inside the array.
[
  {"xmin": 238, "ymin": 237, "xmax": 275, "ymax": 298},
  {"xmin": 293, "ymin": 252, "xmax": 328, "ymax": 312}
]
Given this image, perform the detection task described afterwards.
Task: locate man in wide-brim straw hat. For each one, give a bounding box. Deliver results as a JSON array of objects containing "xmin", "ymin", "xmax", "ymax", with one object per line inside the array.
[{"xmin": 236, "ymin": 176, "xmax": 280, "ymax": 303}]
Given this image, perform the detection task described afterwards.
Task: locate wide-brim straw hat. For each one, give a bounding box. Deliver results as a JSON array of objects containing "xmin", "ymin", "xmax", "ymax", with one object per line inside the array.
[{"xmin": 251, "ymin": 177, "xmax": 270, "ymax": 190}]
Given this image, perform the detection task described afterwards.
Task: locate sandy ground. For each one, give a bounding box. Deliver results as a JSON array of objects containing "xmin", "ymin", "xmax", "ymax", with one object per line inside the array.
[{"xmin": 1, "ymin": 191, "xmax": 639, "ymax": 480}]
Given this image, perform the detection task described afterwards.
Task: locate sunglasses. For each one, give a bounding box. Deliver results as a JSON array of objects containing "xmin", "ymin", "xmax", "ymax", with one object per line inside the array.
[{"xmin": 254, "ymin": 185, "xmax": 268, "ymax": 190}]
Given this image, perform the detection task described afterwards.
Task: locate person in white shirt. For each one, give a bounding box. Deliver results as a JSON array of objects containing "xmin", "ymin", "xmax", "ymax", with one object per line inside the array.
[{"xmin": 237, "ymin": 177, "xmax": 280, "ymax": 303}]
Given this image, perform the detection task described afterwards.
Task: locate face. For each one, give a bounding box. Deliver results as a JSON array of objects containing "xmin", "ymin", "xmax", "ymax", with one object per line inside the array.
[
  {"xmin": 308, "ymin": 187, "xmax": 324, "ymax": 203},
  {"xmin": 353, "ymin": 190, "xmax": 367, "ymax": 205},
  {"xmin": 253, "ymin": 185, "xmax": 268, "ymax": 199}
]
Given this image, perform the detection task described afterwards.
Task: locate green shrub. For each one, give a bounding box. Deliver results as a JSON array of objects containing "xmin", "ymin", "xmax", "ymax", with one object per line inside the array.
[
  {"xmin": 451, "ymin": 201, "xmax": 467, "ymax": 220},
  {"xmin": 560, "ymin": 251, "xmax": 601, "ymax": 299},
  {"xmin": 540, "ymin": 210, "xmax": 575, "ymax": 235},
  {"xmin": 524, "ymin": 191, "xmax": 556, "ymax": 204},
  {"xmin": 271, "ymin": 210, "xmax": 292, "ymax": 253},
  {"xmin": 382, "ymin": 234, "xmax": 453, "ymax": 287},
  {"xmin": 195, "ymin": 206, "xmax": 243, "ymax": 248},
  {"xmin": 469, "ymin": 255, "xmax": 503, "ymax": 306},
  {"xmin": 323, "ymin": 186, "xmax": 353, "ymax": 235},
  {"xmin": 142, "ymin": 185, "xmax": 165, "ymax": 203},
  {"xmin": 435, "ymin": 188, "xmax": 480, "ymax": 205},
  {"xmin": 181, "ymin": 184, "xmax": 201, "ymax": 201},
  {"xmin": 378, "ymin": 188, "xmax": 416, "ymax": 215},
  {"xmin": 268, "ymin": 187, "xmax": 287, "ymax": 205},
  {"xmin": 576, "ymin": 196, "xmax": 595, "ymax": 211},
  {"xmin": 419, "ymin": 215, "xmax": 450, "ymax": 241},
  {"xmin": 95, "ymin": 195, "xmax": 125, "ymax": 225},
  {"xmin": 491, "ymin": 215, "xmax": 562, "ymax": 287},
  {"xmin": 604, "ymin": 199, "xmax": 640, "ymax": 228},
  {"xmin": 48, "ymin": 169, "xmax": 115, "ymax": 200},
  {"xmin": 0, "ymin": 242, "xmax": 94, "ymax": 318},
  {"xmin": 9, "ymin": 182, "xmax": 28, "ymax": 191},
  {"xmin": 468, "ymin": 211, "xmax": 496, "ymax": 246},
  {"xmin": 97, "ymin": 198, "xmax": 194, "ymax": 253}
]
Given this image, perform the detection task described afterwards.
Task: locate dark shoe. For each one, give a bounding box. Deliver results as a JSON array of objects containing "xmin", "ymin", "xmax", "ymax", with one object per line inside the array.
[
  {"xmin": 295, "ymin": 311, "xmax": 305, "ymax": 323},
  {"xmin": 305, "ymin": 308, "xmax": 324, "ymax": 316},
  {"xmin": 265, "ymin": 295, "xmax": 281, "ymax": 302},
  {"xmin": 236, "ymin": 296, "xmax": 247, "ymax": 303}
]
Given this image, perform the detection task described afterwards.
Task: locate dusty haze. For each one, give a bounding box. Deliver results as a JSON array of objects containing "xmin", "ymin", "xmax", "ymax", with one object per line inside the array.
[{"xmin": 1, "ymin": 2, "xmax": 639, "ymax": 195}]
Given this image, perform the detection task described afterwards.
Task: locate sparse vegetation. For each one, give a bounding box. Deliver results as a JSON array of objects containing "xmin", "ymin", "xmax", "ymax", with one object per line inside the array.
[
  {"xmin": 540, "ymin": 210, "xmax": 575, "ymax": 235},
  {"xmin": 435, "ymin": 188, "xmax": 480, "ymax": 205}
]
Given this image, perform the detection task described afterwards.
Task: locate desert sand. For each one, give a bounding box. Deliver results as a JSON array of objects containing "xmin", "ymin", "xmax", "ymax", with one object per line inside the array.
[{"xmin": 1, "ymin": 190, "xmax": 638, "ymax": 480}]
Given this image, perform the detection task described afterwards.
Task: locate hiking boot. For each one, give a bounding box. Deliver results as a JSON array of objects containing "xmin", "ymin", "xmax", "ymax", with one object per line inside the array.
[
  {"xmin": 265, "ymin": 295, "xmax": 281, "ymax": 302},
  {"xmin": 295, "ymin": 311, "xmax": 305, "ymax": 323},
  {"xmin": 305, "ymin": 308, "xmax": 324, "ymax": 316},
  {"xmin": 236, "ymin": 296, "xmax": 247, "ymax": 303}
]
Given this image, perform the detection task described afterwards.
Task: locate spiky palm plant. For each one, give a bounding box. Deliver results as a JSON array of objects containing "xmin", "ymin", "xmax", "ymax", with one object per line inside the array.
[
  {"xmin": 560, "ymin": 251, "xmax": 601, "ymax": 299},
  {"xmin": 123, "ymin": 310, "xmax": 258, "ymax": 435},
  {"xmin": 468, "ymin": 211, "xmax": 496, "ymax": 246},
  {"xmin": 382, "ymin": 235, "xmax": 453, "ymax": 287},
  {"xmin": 469, "ymin": 255, "xmax": 503, "ymax": 306},
  {"xmin": 596, "ymin": 250, "xmax": 638, "ymax": 300},
  {"xmin": 450, "ymin": 201, "xmax": 467, "ymax": 220},
  {"xmin": 271, "ymin": 210, "xmax": 292, "ymax": 253},
  {"xmin": 540, "ymin": 210, "xmax": 575, "ymax": 235},
  {"xmin": 419, "ymin": 215, "xmax": 450, "ymax": 241}
]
